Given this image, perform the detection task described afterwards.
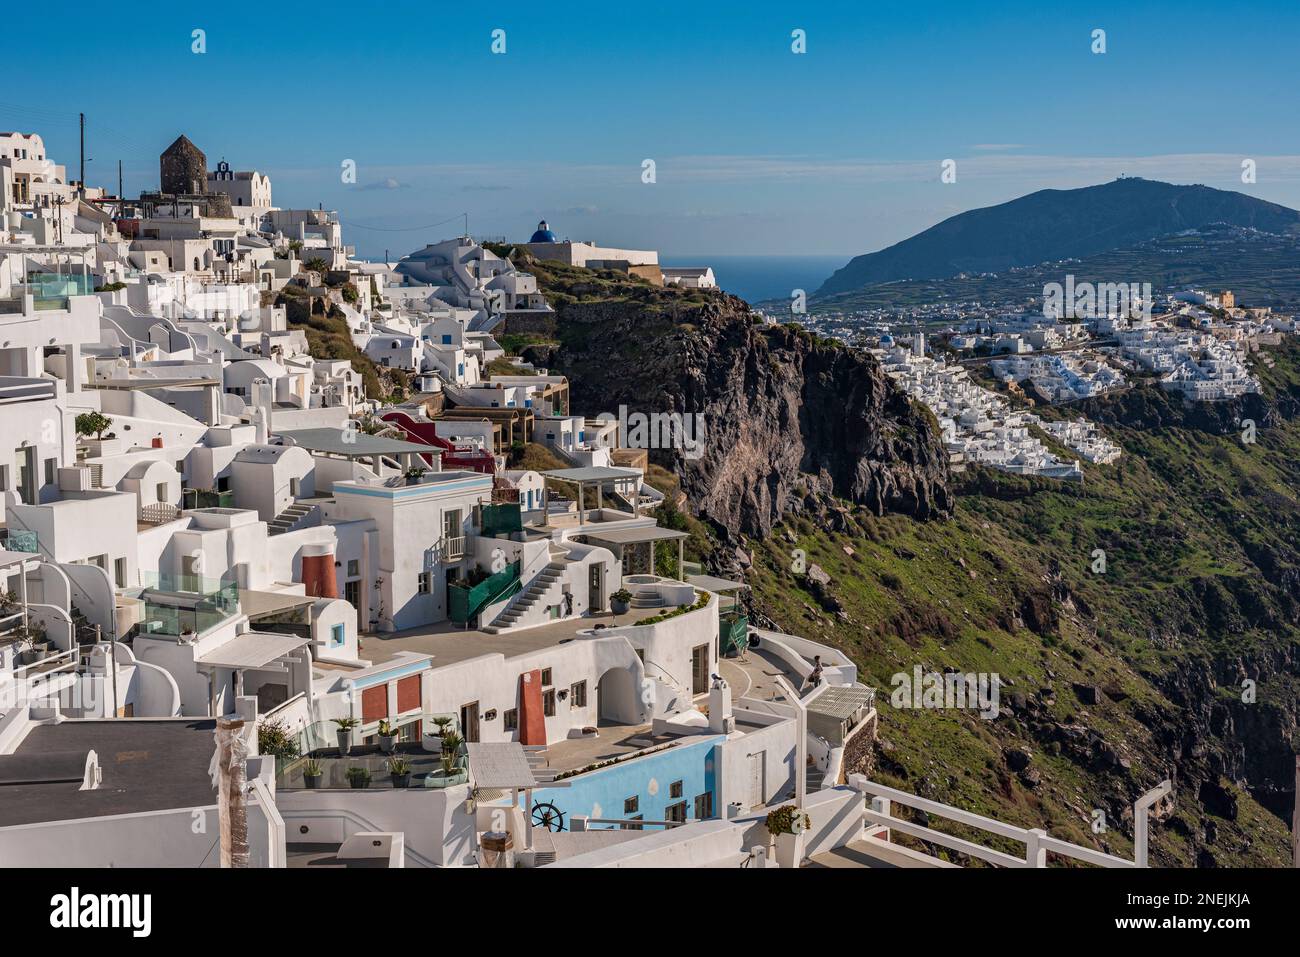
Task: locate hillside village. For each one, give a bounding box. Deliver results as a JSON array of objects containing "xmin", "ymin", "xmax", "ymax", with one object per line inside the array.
[
  {"xmin": 0, "ymin": 131, "xmax": 1255, "ymax": 870},
  {"xmin": 817, "ymin": 280, "xmax": 1296, "ymax": 481}
]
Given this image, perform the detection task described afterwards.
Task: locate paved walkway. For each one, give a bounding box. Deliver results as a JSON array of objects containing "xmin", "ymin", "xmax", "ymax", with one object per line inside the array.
[
  {"xmin": 719, "ymin": 647, "xmax": 800, "ymax": 703},
  {"xmin": 356, "ymin": 608, "xmax": 645, "ymax": 667}
]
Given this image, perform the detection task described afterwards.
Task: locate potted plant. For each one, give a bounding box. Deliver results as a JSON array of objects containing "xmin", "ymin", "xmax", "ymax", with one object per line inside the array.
[
  {"xmin": 377, "ymin": 719, "xmax": 397, "ymax": 754},
  {"xmin": 21, "ymin": 623, "xmax": 50, "ymax": 658},
  {"xmin": 404, "ymin": 465, "xmax": 427, "ymax": 486},
  {"xmin": 332, "ymin": 717, "xmax": 359, "ymax": 755},
  {"xmin": 346, "ymin": 766, "xmax": 372, "ymax": 790},
  {"xmin": 422, "ymin": 716, "xmax": 454, "ymax": 752},
  {"xmin": 440, "ymin": 729, "xmax": 463, "ymax": 758},
  {"xmin": 426, "ymin": 749, "xmax": 468, "ymax": 787},
  {"xmin": 610, "ymin": 588, "xmax": 633, "ymax": 615},
  {"xmin": 388, "ymin": 756, "xmax": 412, "ymax": 788},
  {"xmin": 303, "ymin": 759, "xmax": 323, "ymax": 789},
  {"xmin": 765, "ymin": 804, "xmax": 811, "ymax": 868}
]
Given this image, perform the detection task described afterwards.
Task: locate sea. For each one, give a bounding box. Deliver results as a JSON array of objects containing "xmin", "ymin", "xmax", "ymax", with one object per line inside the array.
[{"xmin": 660, "ymin": 255, "xmax": 850, "ymax": 306}]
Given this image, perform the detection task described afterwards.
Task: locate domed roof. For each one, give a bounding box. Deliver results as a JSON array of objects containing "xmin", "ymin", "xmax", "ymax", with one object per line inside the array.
[{"xmin": 529, "ymin": 220, "xmax": 557, "ymax": 243}]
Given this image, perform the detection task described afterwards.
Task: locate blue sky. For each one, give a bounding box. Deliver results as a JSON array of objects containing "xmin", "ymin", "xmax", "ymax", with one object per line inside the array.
[{"xmin": 5, "ymin": 0, "xmax": 1300, "ymax": 261}]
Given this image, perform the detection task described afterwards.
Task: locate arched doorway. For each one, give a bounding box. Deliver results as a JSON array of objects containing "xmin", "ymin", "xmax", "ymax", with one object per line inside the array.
[{"xmin": 595, "ymin": 667, "xmax": 639, "ymax": 726}]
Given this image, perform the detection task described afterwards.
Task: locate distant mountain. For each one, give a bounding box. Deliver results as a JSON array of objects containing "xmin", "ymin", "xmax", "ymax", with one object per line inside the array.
[{"xmin": 816, "ymin": 178, "xmax": 1300, "ymax": 298}]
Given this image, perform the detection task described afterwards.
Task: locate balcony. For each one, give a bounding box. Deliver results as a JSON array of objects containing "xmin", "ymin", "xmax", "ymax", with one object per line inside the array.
[
  {"xmin": 271, "ymin": 715, "xmax": 469, "ymax": 791},
  {"xmin": 0, "ymin": 377, "xmax": 57, "ymax": 405},
  {"xmin": 125, "ymin": 571, "xmax": 240, "ymax": 638},
  {"xmin": 442, "ymin": 535, "xmax": 466, "ymax": 560},
  {"xmin": 0, "ymin": 528, "xmax": 39, "ymax": 553}
]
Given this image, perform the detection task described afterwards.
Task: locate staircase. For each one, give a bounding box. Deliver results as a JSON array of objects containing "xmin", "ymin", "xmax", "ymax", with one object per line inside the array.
[
  {"xmin": 69, "ymin": 603, "xmax": 99, "ymax": 646},
  {"xmin": 629, "ymin": 588, "xmax": 666, "ymax": 610},
  {"xmin": 484, "ymin": 545, "xmax": 573, "ymax": 633},
  {"xmin": 269, "ymin": 502, "xmax": 316, "ymax": 535}
]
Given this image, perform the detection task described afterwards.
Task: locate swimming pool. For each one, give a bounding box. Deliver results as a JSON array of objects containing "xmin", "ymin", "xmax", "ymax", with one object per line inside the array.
[{"xmin": 530, "ymin": 734, "xmax": 723, "ymax": 831}]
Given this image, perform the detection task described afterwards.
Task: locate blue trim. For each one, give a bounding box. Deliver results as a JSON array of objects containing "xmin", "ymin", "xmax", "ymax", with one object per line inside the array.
[
  {"xmin": 348, "ymin": 658, "xmax": 430, "ymax": 690},
  {"xmin": 335, "ymin": 477, "xmax": 492, "ymax": 499}
]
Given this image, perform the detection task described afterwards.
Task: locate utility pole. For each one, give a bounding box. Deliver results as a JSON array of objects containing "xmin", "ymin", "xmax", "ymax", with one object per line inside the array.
[
  {"xmin": 117, "ymin": 160, "xmax": 123, "ymax": 217},
  {"xmin": 78, "ymin": 112, "xmax": 85, "ymax": 197}
]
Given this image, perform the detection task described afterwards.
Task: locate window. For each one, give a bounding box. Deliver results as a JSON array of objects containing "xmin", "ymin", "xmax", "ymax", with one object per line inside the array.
[
  {"xmin": 0, "ymin": 465, "xmax": 8, "ymax": 491},
  {"xmin": 503, "ymin": 709, "xmax": 518, "ymax": 731},
  {"xmin": 665, "ymin": 801, "xmax": 688, "ymax": 823},
  {"xmin": 331, "ymin": 623, "xmax": 345, "ymax": 648},
  {"xmin": 156, "ymin": 482, "xmax": 169, "ymax": 502},
  {"xmin": 441, "ymin": 334, "xmax": 452, "ymax": 344},
  {"xmin": 623, "ymin": 796, "xmax": 639, "ymax": 814},
  {"xmin": 543, "ymin": 688, "xmax": 556, "ymax": 717},
  {"xmin": 694, "ymin": 792, "xmax": 713, "ymax": 820},
  {"xmin": 570, "ymin": 681, "xmax": 587, "ymax": 708},
  {"xmin": 114, "ymin": 557, "xmax": 127, "ymax": 588},
  {"xmin": 347, "ymin": 559, "xmax": 359, "ymax": 578},
  {"xmin": 44, "ymin": 458, "xmax": 56, "ymax": 486},
  {"xmin": 540, "ymin": 668, "xmax": 552, "ymax": 686},
  {"xmin": 418, "ymin": 570, "xmax": 434, "ymax": 594},
  {"xmin": 670, "ymin": 780, "xmax": 683, "ymax": 799}
]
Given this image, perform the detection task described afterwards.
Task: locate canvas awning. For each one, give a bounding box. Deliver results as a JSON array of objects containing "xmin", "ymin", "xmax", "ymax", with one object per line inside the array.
[{"xmin": 196, "ymin": 632, "xmax": 309, "ymax": 670}]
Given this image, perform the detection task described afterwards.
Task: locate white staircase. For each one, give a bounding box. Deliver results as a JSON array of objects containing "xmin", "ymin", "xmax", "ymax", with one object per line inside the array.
[
  {"xmin": 483, "ymin": 545, "xmax": 573, "ymax": 633},
  {"xmin": 628, "ymin": 588, "xmax": 666, "ymax": 610},
  {"xmin": 269, "ymin": 502, "xmax": 316, "ymax": 535}
]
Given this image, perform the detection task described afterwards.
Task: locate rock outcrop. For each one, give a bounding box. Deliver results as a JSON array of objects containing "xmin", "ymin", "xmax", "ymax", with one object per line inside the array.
[{"xmin": 522, "ymin": 274, "xmax": 951, "ymax": 539}]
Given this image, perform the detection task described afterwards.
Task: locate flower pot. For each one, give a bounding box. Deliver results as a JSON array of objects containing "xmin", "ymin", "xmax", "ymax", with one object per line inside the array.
[
  {"xmin": 421, "ymin": 732, "xmax": 443, "ymax": 752},
  {"xmin": 773, "ymin": 830, "xmax": 807, "ymax": 869},
  {"xmin": 304, "ymin": 773, "xmax": 323, "ymax": 790},
  {"xmin": 336, "ymin": 729, "xmax": 354, "ymax": 755},
  {"xmin": 610, "ymin": 598, "xmax": 630, "ymax": 615},
  {"xmin": 391, "ymin": 772, "xmax": 411, "ymax": 788},
  {"xmin": 349, "ymin": 778, "xmax": 369, "ymax": 790},
  {"xmin": 379, "ymin": 734, "xmax": 397, "ymax": 754},
  {"xmin": 425, "ymin": 769, "xmax": 468, "ymax": 788}
]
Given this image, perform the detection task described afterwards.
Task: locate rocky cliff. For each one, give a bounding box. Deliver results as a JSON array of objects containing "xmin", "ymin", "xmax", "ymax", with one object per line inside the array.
[{"xmin": 513, "ymin": 257, "xmax": 951, "ymax": 540}]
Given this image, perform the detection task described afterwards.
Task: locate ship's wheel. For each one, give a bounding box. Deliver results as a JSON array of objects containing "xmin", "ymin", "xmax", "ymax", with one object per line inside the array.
[{"xmin": 531, "ymin": 801, "xmax": 566, "ymax": 832}]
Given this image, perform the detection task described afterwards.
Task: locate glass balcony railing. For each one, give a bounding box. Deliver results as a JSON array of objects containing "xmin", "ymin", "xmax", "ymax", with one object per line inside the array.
[
  {"xmin": 269, "ymin": 713, "xmax": 469, "ymax": 791},
  {"xmin": 128, "ymin": 571, "xmax": 240, "ymax": 637},
  {"xmin": 0, "ymin": 529, "xmax": 38, "ymax": 553}
]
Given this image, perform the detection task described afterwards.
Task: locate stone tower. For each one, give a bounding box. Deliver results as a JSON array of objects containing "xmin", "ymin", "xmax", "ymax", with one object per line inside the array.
[{"xmin": 160, "ymin": 135, "xmax": 207, "ymax": 195}]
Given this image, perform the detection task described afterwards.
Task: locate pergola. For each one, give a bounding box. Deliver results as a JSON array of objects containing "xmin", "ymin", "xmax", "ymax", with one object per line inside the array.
[
  {"xmin": 467, "ymin": 741, "xmax": 568, "ymax": 853},
  {"xmin": 277, "ymin": 427, "xmax": 438, "ymax": 474},
  {"xmin": 539, "ymin": 466, "xmax": 644, "ymax": 525},
  {"xmin": 580, "ymin": 525, "xmax": 691, "ymax": 578},
  {"xmin": 196, "ymin": 632, "xmax": 310, "ymax": 714}
]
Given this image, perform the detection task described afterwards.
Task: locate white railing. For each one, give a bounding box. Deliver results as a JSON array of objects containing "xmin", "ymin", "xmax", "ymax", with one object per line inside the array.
[
  {"xmin": 140, "ymin": 502, "xmax": 180, "ymax": 526},
  {"xmin": 853, "ymin": 777, "xmax": 1170, "ymax": 868},
  {"xmin": 443, "ymin": 535, "xmax": 466, "ymax": 560}
]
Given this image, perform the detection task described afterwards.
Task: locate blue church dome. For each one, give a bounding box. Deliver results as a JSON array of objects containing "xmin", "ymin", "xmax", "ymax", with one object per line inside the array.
[{"xmin": 529, "ymin": 220, "xmax": 557, "ymax": 243}]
